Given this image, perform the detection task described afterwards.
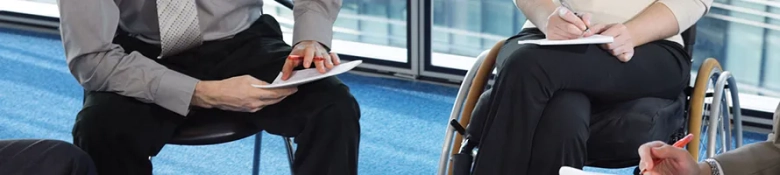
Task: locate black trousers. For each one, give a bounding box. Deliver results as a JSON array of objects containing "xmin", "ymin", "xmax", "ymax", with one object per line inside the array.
[
  {"xmin": 470, "ymin": 29, "xmax": 690, "ymax": 175},
  {"xmin": 72, "ymin": 15, "xmax": 361, "ymax": 175},
  {"xmin": 0, "ymin": 139, "xmax": 97, "ymax": 175}
]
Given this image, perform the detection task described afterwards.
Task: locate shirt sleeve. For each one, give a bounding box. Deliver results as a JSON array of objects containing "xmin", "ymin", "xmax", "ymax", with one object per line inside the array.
[
  {"xmin": 657, "ymin": 0, "xmax": 713, "ymax": 33},
  {"xmin": 711, "ymin": 141, "xmax": 780, "ymax": 175},
  {"xmin": 58, "ymin": 0, "xmax": 199, "ymax": 116},
  {"xmin": 291, "ymin": 0, "xmax": 342, "ymax": 49}
]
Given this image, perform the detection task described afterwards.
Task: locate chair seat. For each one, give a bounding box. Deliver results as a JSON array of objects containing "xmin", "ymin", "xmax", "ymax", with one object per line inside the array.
[
  {"xmin": 586, "ymin": 93, "xmax": 686, "ymax": 168},
  {"xmin": 168, "ymin": 116, "xmax": 261, "ymax": 145}
]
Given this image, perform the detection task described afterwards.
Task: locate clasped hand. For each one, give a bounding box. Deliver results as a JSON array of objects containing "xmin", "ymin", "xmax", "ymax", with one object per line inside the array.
[{"xmin": 545, "ymin": 7, "xmax": 635, "ymax": 62}]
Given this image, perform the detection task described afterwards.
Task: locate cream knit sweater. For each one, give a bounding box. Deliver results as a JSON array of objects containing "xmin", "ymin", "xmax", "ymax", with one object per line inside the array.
[{"xmin": 516, "ymin": 0, "xmax": 713, "ymax": 46}]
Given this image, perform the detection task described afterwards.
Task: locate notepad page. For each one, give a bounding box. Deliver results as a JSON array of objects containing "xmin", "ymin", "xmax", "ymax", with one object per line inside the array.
[
  {"xmin": 559, "ymin": 166, "xmax": 616, "ymax": 175},
  {"xmin": 518, "ymin": 35, "xmax": 614, "ymax": 45}
]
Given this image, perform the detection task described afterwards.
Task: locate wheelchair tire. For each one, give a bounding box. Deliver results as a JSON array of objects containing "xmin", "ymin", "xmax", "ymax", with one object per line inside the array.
[{"xmin": 687, "ymin": 58, "xmax": 722, "ymax": 161}]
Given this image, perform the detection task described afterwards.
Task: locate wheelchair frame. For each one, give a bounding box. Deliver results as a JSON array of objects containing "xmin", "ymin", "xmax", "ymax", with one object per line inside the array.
[{"xmin": 437, "ymin": 38, "xmax": 744, "ymax": 175}]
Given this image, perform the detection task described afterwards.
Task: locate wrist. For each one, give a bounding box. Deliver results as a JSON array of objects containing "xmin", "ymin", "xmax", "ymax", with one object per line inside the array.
[
  {"xmin": 698, "ymin": 162, "xmax": 711, "ymax": 175},
  {"xmin": 624, "ymin": 23, "xmax": 643, "ymax": 46},
  {"xmin": 191, "ymin": 81, "xmax": 215, "ymax": 108}
]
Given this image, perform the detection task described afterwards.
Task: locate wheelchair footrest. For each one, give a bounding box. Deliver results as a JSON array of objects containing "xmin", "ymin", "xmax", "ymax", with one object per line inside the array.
[{"xmin": 452, "ymin": 153, "xmax": 474, "ymax": 175}]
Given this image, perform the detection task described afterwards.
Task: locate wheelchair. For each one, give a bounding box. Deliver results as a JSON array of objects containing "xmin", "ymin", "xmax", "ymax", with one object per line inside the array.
[{"xmin": 437, "ymin": 25, "xmax": 745, "ymax": 175}]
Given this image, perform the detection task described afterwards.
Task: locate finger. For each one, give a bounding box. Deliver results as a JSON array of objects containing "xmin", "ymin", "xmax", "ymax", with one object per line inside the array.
[
  {"xmin": 600, "ymin": 25, "xmax": 623, "ymax": 37},
  {"xmin": 303, "ymin": 44, "xmax": 316, "ymax": 68},
  {"xmin": 619, "ymin": 52, "xmax": 634, "ymax": 62},
  {"xmin": 554, "ymin": 24, "xmax": 578, "ymax": 39},
  {"xmin": 599, "ymin": 44, "xmax": 610, "ymax": 51},
  {"xmin": 244, "ymin": 101, "xmax": 266, "ymax": 112},
  {"xmin": 546, "ymin": 29, "xmax": 566, "ymax": 40},
  {"xmin": 557, "ymin": 7, "xmax": 587, "ymax": 30},
  {"xmin": 580, "ymin": 13, "xmax": 592, "ymax": 27},
  {"xmin": 265, "ymin": 95, "xmax": 290, "ymax": 105},
  {"xmin": 589, "ymin": 24, "xmax": 608, "ymax": 34},
  {"xmin": 324, "ymin": 53, "xmax": 335, "ymax": 69},
  {"xmin": 651, "ymin": 145, "xmax": 689, "ymax": 161},
  {"xmin": 610, "ymin": 46, "xmax": 625, "ymax": 56},
  {"xmin": 278, "ymin": 87, "xmax": 299, "ymax": 97},
  {"xmin": 259, "ymin": 87, "xmax": 298, "ymax": 100},
  {"xmin": 216, "ymin": 104, "xmax": 245, "ymax": 112},
  {"xmin": 314, "ymin": 52, "xmax": 327, "ymax": 73},
  {"xmin": 249, "ymin": 106, "xmax": 265, "ymax": 113},
  {"xmin": 565, "ymin": 24, "xmax": 584, "ymax": 37},
  {"xmin": 281, "ymin": 57, "xmax": 297, "ymax": 80},
  {"xmin": 330, "ymin": 52, "xmax": 342, "ymax": 65},
  {"xmin": 638, "ymin": 141, "xmax": 668, "ymax": 170}
]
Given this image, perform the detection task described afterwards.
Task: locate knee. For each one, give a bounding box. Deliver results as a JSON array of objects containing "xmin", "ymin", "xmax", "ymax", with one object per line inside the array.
[
  {"xmin": 539, "ymin": 91, "xmax": 590, "ymax": 134},
  {"xmin": 73, "ymin": 92, "xmax": 146, "ymax": 140},
  {"xmin": 319, "ymin": 85, "xmax": 361, "ymax": 125},
  {"xmin": 498, "ymin": 46, "xmax": 549, "ymax": 75}
]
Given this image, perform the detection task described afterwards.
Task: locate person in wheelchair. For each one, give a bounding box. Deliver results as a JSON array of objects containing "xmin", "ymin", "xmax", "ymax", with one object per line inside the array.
[{"xmin": 466, "ymin": 0, "xmax": 712, "ymax": 174}]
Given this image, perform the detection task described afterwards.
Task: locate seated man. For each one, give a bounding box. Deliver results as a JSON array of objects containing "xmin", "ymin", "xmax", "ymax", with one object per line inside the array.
[
  {"xmin": 638, "ymin": 102, "xmax": 780, "ymax": 175},
  {"xmin": 57, "ymin": 0, "xmax": 360, "ymax": 175},
  {"xmin": 469, "ymin": 0, "xmax": 711, "ymax": 174},
  {"xmin": 0, "ymin": 139, "xmax": 96, "ymax": 175}
]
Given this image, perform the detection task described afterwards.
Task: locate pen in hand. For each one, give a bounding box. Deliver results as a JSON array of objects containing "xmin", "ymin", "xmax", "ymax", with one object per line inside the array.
[
  {"xmin": 639, "ymin": 133, "xmax": 695, "ymax": 174},
  {"xmin": 559, "ymin": 0, "xmax": 590, "ymax": 37}
]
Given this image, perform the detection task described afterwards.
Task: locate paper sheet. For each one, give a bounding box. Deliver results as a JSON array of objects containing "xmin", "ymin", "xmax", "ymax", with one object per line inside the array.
[
  {"xmin": 251, "ymin": 60, "xmax": 362, "ymax": 89},
  {"xmin": 518, "ymin": 35, "xmax": 614, "ymax": 45},
  {"xmin": 559, "ymin": 166, "xmax": 616, "ymax": 175}
]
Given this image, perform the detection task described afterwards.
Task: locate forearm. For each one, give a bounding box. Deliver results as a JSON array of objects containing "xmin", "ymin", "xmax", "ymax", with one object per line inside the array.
[
  {"xmin": 514, "ymin": 0, "xmax": 557, "ymax": 32},
  {"xmin": 624, "ymin": 2, "xmax": 679, "ymax": 47},
  {"xmin": 292, "ymin": 0, "xmax": 342, "ymax": 49},
  {"xmin": 626, "ymin": 0, "xmax": 712, "ymax": 46}
]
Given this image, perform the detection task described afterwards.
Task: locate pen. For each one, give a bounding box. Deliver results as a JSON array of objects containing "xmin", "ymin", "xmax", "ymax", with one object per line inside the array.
[
  {"xmin": 639, "ymin": 133, "xmax": 695, "ymax": 174},
  {"xmin": 559, "ymin": 0, "xmax": 589, "ymax": 36}
]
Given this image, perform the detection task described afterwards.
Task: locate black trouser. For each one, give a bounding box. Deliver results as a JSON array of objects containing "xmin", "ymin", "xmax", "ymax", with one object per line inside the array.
[
  {"xmin": 0, "ymin": 139, "xmax": 97, "ymax": 175},
  {"xmin": 72, "ymin": 15, "xmax": 361, "ymax": 175},
  {"xmin": 470, "ymin": 29, "xmax": 690, "ymax": 175}
]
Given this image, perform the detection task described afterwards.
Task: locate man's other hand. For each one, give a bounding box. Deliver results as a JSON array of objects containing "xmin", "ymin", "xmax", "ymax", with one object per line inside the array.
[
  {"xmin": 191, "ymin": 75, "xmax": 298, "ymax": 113},
  {"xmin": 637, "ymin": 141, "xmax": 700, "ymax": 175},
  {"xmin": 281, "ymin": 40, "xmax": 342, "ymax": 80}
]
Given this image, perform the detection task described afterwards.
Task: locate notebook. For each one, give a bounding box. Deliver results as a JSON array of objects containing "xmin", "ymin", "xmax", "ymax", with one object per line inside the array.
[
  {"xmin": 251, "ymin": 60, "xmax": 362, "ymax": 89},
  {"xmin": 518, "ymin": 35, "xmax": 614, "ymax": 45},
  {"xmin": 559, "ymin": 166, "xmax": 616, "ymax": 175}
]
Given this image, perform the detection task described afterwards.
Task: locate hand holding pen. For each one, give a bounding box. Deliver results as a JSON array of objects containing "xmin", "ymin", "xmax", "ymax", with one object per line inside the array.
[{"xmin": 544, "ymin": 0, "xmax": 593, "ymax": 40}]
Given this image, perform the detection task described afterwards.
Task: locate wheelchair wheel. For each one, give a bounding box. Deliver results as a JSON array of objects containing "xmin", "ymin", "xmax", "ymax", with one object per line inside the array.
[{"xmin": 687, "ymin": 58, "xmax": 736, "ymax": 161}]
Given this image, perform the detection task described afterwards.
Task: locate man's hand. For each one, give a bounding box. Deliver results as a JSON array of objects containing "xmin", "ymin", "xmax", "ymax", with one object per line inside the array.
[
  {"xmin": 544, "ymin": 7, "xmax": 594, "ymax": 40},
  {"xmin": 638, "ymin": 141, "xmax": 700, "ymax": 175},
  {"xmin": 589, "ymin": 23, "xmax": 635, "ymax": 62},
  {"xmin": 281, "ymin": 40, "xmax": 342, "ymax": 80},
  {"xmin": 191, "ymin": 75, "xmax": 298, "ymax": 112}
]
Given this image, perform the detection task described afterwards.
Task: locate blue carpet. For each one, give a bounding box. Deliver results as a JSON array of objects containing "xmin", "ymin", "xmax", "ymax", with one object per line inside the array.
[{"xmin": 0, "ymin": 27, "xmax": 767, "ymax": 175}]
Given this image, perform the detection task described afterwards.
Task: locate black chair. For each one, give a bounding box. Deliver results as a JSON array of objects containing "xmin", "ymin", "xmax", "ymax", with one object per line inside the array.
[
  {"xmin": 168, "ymin": 1, "xmax": 297, "ymax": 175},
  {"xmin": 437, "ymin": 24, "xmax": 744, "ymax": 175}
]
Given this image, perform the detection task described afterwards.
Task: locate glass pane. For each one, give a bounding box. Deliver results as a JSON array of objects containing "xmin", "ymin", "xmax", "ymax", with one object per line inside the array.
[
  {"xmin": 431, "ymin": 0, "xmax": 526, "ymax": 70},
  {"xmin": 264, "ymin": 0, "xmax": 408, "ymax": 63},
  {"xmin": 0, "ymin": 0, "xmax": 59, "ymax": 17},
  {"xmin": 694, "ymin": 0, "xmax": 780, "ymax": 97}
]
